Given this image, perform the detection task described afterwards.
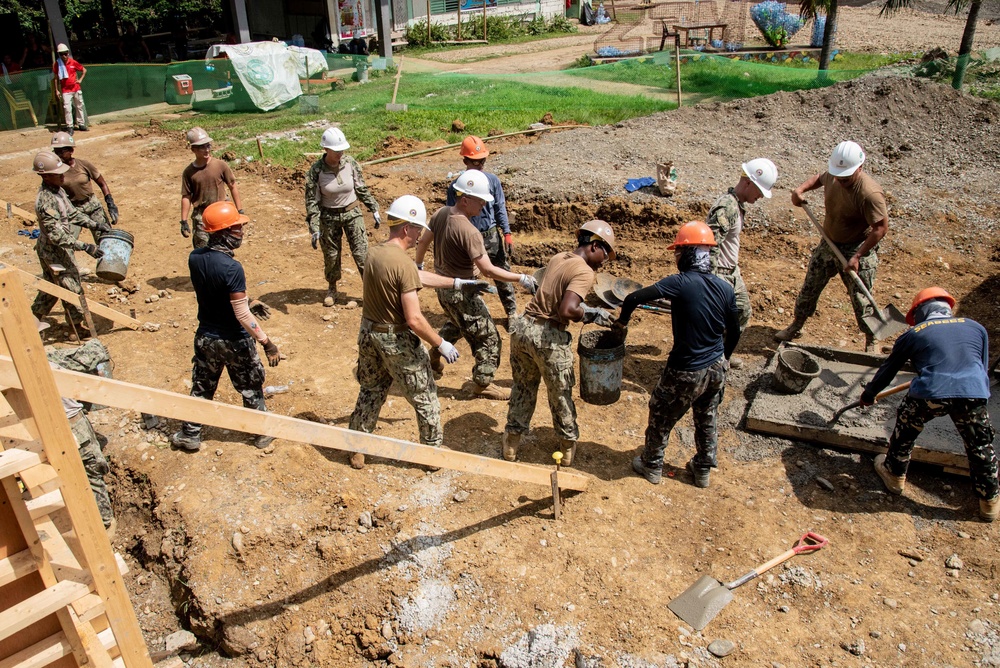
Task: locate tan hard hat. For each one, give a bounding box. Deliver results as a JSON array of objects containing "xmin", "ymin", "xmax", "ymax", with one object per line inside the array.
[
  {"xmin": 186, "ymin": 127, "xmax": 213, "ymax": 146},
  {"xmin": 579, "ymin": 219, "xmax": 617, "ymax": 260},
  {"xmin": 56, "ymin": 43, "xmax": 70, "ymax": 53},
  {"xmin": 50, "ymin": 131, "xmax": 75, "ymax": 149},
  {"xmin": 32, "ymin": 151, "xmax": 70, "ymax": 175}
]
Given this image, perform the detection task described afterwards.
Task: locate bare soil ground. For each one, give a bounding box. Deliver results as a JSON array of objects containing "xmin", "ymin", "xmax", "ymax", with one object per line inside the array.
[{"xmin": 2, "ymin": 21, "xmax": 999, "ymax": 668}]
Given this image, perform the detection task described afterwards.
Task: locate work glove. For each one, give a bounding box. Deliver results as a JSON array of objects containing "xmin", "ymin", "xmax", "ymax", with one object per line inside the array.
[
  {"xmin": 262, "ymin": 339, "xmax": 281, "ymax": 367},
  {"xmin": 94, "ymin": 220, "xmax": 113, "ymax": 234},
  {"xmin": 416, "ymin": 262, "xmax": 424, "ymax": 271},
  {"xmin": 517, "ymin": 273, "xmax": 538, "ymax": 294},
  {"xmin": 180, "ymin": 220, "xmax": 191, "ymax": 238},
  {"xmin": 373, "ymin": 211, "xmax": 382, "ymax": 229},
  {"xmin": 81, "ymin": 243, "xmax": 104, "ymax": 259},
  {"xmin": 610, "ymin": 320, "xmax": 629, "ymax": 344},
  {"xmin": 859, "ymin": 390, "xmax": 876, "ymax": 407},
  {"xmin": 104, "ymin": 193, "xmax": 119, "ymax": 224},
  {"xmin": 504, "ymin": 232, "xmax": 514, "ymax": 257},
  {"xmin": 249, "ymin": 299, "xmax": 271, "ymax": 320},
  {"xmin": 453, "ymin": 278, "xmax": 495, "ymax": 295},
  {"xmin": 581, "ymin": 305, "xmax": 614, "ymax": 327},
  {"xmin": 437, "ymin": 340, "xmax": 459, "ymax": 364},
  {"xmin": 311, "ymin": 232, "xmax": 320, "ymax": 250}
]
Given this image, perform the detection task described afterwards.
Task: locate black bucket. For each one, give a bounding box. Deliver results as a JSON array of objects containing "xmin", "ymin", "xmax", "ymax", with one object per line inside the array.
[
  {"xmin": 772, "ymin": 348, "xmax": 821, "ymax": 394},
  {"xmin": 577, "ymin": 330, "xmax": 626, "ymax": 405}
]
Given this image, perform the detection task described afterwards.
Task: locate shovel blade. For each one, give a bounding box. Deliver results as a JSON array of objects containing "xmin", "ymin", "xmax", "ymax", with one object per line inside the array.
[
  {"xmin": 667, "ymin": 575, "xmax": 734, "ymax": 631},
  {"xmin": 864, "ymin": 303, "xmax": 908, "ymax": 341}
]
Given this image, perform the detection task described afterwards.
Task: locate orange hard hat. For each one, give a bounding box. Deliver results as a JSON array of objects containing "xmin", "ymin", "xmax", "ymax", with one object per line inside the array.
[
  {"xmin": 202, "ymin": 201, "xmax": 248, "ymax": 233},
  {"xmin": 668, "ymin": 221, "xmax": 716, "ymax": 249},
  {"xmin": 459, "ymin": 135, "xmax": 489, "ymax": 160},
  {"xmin": 906, "ymin": 287, "xmax": 955, "ymax": 325}
]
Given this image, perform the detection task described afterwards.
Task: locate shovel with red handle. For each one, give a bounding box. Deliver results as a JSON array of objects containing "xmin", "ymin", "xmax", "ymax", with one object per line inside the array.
[{"xmin": 668, "ymin": 532, "xmax": 829, "ymax": 631}]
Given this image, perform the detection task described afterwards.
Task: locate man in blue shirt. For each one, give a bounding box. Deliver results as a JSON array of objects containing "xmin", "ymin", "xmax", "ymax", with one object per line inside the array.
[
  {"xmin": 171, "ymin": 201, "xmax": 281, "ymax": 452},
  {"xmin": 616, "ymin": 221, "xmax": 740, "ymax": 488},
  {"xmin": 863, "ymin": 287, "xmax": 998, "ymax": 522},
  {"xmin": 445, "ymin": 136, "xmax": 517, "ymax": 319}
]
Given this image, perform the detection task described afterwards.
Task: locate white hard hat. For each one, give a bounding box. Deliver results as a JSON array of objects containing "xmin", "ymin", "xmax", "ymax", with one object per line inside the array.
[
  {"xmin": 387, "ymin": 195, "xmax": 428, "ymax": 230},
  {"xmin": 828, "ymin": 141, "xmax": 865, "ymax": 177},
  {"xmin": 741, "ymin": 158, "xmax": 777, "ymax": 198},
  {"xmin": 320, "ymin": 128, "xmax": 349, "ymax": 151},
  {"xmin": 453, "ymin": 169, "xmax": 494, "ymax": 203},
  {"xmin": 185, "ymin": 127, "xmax": 212, "ymax": 146},
  {"xmin": 56, "ymin": 43, "xmax": 70, "ymax": 53}
]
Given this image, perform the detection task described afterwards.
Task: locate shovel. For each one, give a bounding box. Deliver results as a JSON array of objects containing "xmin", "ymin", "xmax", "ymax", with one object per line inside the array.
[
  {"xmin": 667, "ymin": 531, "xmax": 828, "ymax": 631},
  {"xmin": 827, "ymin": 380, "xmax": 910, "ymax": 425},
  {"xmin": 800, "ymin": 203, "xmax": 907, "ymax": 340}
]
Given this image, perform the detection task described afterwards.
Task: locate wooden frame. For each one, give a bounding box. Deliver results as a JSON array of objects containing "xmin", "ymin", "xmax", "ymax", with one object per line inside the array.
[{"xmin": 3, "ymin": 265, "xmax": 141, "ymax": 331}]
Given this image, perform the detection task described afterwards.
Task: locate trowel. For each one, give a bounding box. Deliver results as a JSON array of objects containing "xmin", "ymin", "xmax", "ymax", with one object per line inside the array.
[
  {"xmin": 801, "ymin": 203, "xmax": 907, "ymax": 340},
  {"xmin": 668, "ymin": 532, "xmax": 828, "ymax": 631},
  {"xmin": 827, "ymin": 381, "xmax": 911, "ymax": 425}
]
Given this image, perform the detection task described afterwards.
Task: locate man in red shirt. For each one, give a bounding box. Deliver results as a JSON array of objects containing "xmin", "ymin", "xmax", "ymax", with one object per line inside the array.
[{"xmin": 53, "ymin": 43, "xmax": 87, "ymax": 134}]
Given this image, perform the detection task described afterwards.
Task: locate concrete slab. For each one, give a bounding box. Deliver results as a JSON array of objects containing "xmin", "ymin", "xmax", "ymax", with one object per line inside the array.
[{"xmin": 745, "ymin": 344, "xmax": 990, "ymax": 475}]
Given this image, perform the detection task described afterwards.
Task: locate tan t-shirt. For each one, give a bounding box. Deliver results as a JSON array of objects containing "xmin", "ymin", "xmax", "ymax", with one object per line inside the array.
[
  {"xmin": 362, "ymin": 242, "xmax": 422, "ymax": 326},
  {"xmin": 820, "ymin": 171, "xmax": 888, "ymax": 244},
  {"xmin": 181, "ymin": 158, "xmax": 236, "ymax": 209},
  {"xmin": 318, "ymin": 162, "xmax": 357, "ymax": 209},
  {"xmin": 62, "ymin": 158, "xmax": 101, "ymax": 205},
  {"xmin": 428, "ymin": 206, "xmax": 486, "ymax": 280},
  {"xmin": 525, "ymin": 252, "xmax": 595, "ymax": 325}
]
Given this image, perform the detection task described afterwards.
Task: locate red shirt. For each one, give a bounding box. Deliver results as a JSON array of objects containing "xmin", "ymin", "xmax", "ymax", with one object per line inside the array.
[{"xmin": 53, "ymin": 57, "xmax": 84, "ymax": 93}]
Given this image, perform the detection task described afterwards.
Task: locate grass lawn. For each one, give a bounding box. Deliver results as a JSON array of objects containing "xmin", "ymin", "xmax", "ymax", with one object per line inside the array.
[{"xmin": 160, "ymin": 72, "xmax": 673, "ymax": 167}]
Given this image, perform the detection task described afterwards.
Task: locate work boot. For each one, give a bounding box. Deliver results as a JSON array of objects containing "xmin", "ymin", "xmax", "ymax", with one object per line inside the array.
[
  {"xmin": 324, "ymin": 283, "xmax": 337, "ymax": 307},
  {"xmin": 170, "ymin": 430, "xmax": 201, "ymax": 452},
  {"xmin": 501, "ymin": 432, "xmax": 520, "ymax": 462},
  {"xmin": 254, "ymin": 434, "xmax": 275, "ymax": 450},
  {"xmin": 474, "ymin": 383, "xmax": 510, "ymax": 401},
  {"xmin": 429, "ymin": 348, "xmax": 444, "ymax": 376},
  {"xmin": 686, "ymin": 459, "xmax": 711, "ymax": 488},
  {"xmin": 873, "ymin": 454, "xmax": 905, "ymax": 494},
  {"xmin": 979, "ymin": 495, "xmax": 999, "ymax": 522},
  {"xmin": 774, "ymin": 318, "xmax": 806, "ymax": 342},
  {"xmin": 632, "ymin": 456, "xmax": 662, "ymax": 485},
  {"xmin": 729, "ymin": 356, "xmax": 744, "ymax": 370},
  {"xmin": 560, "ymin": 439, "xmax": 578, "ymax": 467},
  {"xmin": 350, "ymin": 452, "xmax": 365, "ymax": 469}
]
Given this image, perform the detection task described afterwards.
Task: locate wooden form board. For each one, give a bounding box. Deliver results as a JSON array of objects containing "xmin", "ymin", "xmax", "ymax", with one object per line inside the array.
[
  {"xmin": 0, "ymin": 358, "xmax": 590, "ymax": 491},
  {"xmin": 0, "ymin": 199, "xmax": 34, "ymax": 225},
  {"xmin": 746, "ymin": 343, "xmax": 972, "ymax": 474},
  {"xmin": 0, "ymin": 267, "xmax": 152, "ymax": 668},
  {"xmin": 5, "ymin": 266, "xmax": 141, "ymax": 331}
]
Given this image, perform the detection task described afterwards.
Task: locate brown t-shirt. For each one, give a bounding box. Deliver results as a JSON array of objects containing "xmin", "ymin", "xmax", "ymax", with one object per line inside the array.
[
  {"xmin": 362, "ymin": 242, "xmax": 422, "ymax": 326},
  {"xmin": 820, "ymin": 171, "xmax": 888, "ymax": 244},
  {"xmin": 525, "ymin": 252, "xmax": 595, "ymax": 325},
  {"xmin": 62, "ymin": 158, "xmax": 101, "ymax": 205},
  {"xmin": 428, "ymin": 206, "xmax": 486, "ymax": 280},
  {"xmin": 181, "ymin": 158, "xmax": 236, "ymax": 209}
]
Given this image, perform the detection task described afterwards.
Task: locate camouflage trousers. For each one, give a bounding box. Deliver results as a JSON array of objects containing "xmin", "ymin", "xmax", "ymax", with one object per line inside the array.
[
  {"xmin": 192, "ymin": 205, "xmax": 209, "ymax": 249},
  {"xmin": 714, "ymin": 265, "xmax": 751, "ymax": 332},
  {"xmin": 178, "ymin": 334, "xmax": 267, "ymax": 436},
  {"xmin": 639, "ymin": 358, "xmax": 727, "ymax": 471},
  {"xmin": 70, "ymin": 413, "xmax": 114, "ymax": 527},
  {"xmin": 506, "ymin": 316, "xmax": 578, "ymax": 441},
  {"xmin": 349, "ymin": 321, "xmax": 442, "ymax": 447},
  {"xmin": 885, "ymin": 396, "xmax": 999, "ymax": 500},
  {"xmin": 320, "ymin": 206, "xmax": 367, "ymax": 286},
  {"xmin": 794, "ymin": 240, "xmax": 878, "ymax": 338},
  {"xmin": 31, "ymin": 242, "xmax": 85, "ymax": 325},
  {"xmin": 69, "ymin": 195, "xmax": 109, "ymax": 245},
  {"xmin": 482, "ymin": 226, "xmax": 517, "ymax": 317},
  {"xmin": 436, "ymin": 286, "xmax": 501, "ymax": 387}
]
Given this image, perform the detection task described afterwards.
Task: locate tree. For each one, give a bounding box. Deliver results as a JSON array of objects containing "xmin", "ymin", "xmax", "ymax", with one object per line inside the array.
[
  {"xmin": 799, "ymin": 0, "xmax": 838, "ymax": 72},
  {"xmin": 880, "ymin": 0, "xmax": 991, "ymax": 90}
]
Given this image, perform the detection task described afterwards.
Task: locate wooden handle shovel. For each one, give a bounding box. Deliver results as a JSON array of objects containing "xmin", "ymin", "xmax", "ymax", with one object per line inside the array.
[{"xmin": 828, "ymin": 381, "xmax": 911, "ymax": 425}]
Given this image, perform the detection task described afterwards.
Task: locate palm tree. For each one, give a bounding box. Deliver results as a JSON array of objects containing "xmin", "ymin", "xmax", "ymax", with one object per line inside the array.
[
  {"xmin": 799, "ymin": 0, "xmax": 838, "ymax": 73},
  {"xmin": 880, "ymin": 0, "xmax": 987, "ymax": 90}
]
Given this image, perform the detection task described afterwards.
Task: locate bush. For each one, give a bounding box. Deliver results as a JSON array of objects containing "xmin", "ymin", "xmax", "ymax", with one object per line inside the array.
[
  {"xmin": 404, "ymin": 19, "xmax": 452, "ymax": 47},
  {"xmin": 485, "ymin": 14, "xmax": 526, "ymax": 40},
  {"xmin": 547, "ymin": 15, "xmax": 577, "ymax": 34},
  {"xmin": 527, "ymin": 14, "xmax": 547, "ymax": 35}
]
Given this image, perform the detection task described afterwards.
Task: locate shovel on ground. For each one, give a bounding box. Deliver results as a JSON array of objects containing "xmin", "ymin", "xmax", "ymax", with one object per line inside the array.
[
  {"xmin": 801, "ymin": 203, "xmax": 907, "ymax": 340},
  {"xmin": 827, "ymin": 380, "xmax": 910, "ymax": 425},
  {"xmin": 667, "ymin": 532, "xmax": 828, "ymax": 631}
]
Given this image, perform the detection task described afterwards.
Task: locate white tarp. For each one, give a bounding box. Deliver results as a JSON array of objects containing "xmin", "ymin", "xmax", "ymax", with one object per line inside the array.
[{"xmin": 205, "ymin": 41, "xmax": 327, "ymax": 111}]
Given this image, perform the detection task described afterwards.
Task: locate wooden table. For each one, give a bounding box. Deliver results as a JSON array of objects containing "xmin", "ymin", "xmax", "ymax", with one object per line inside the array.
[{"xmin": 670, "ymin": 23, "xmax": 727, "ymax": 47}]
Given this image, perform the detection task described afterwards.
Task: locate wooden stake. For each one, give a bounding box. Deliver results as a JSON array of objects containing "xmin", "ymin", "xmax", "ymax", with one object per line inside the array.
[
  {"xmin": 256, "ymin": 137, "xmax": 264, "ymax": 161},
  {"xmin": 427, "ymin": 0, "xmax": 432, "ymax": 43},
  {"xmin": 457, "ymin": 0, "xmax": 462, "ymax": 40},
  {"xmin": 483, "ymin": 0, "xmax": 487, "ymax": 40},
  {"xmin": 674, "ymin": 34, "xmax": 682, "ymax": 107}
]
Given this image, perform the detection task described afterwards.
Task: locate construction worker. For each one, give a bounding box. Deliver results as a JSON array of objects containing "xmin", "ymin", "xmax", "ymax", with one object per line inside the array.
[
  {"xmin": 50, "ymin": 131, "xmax": 118, "ymax": 243},
  {"xmin": 706, "ymin": 158, "xmax": 777, "ymax": 338},
  {"xmin": 305, "ymin": 128, "xmax": 381, "ymax": 307},
  {"xmin": 446, "ymin": 136, "xmax": 517, "ymax": 319},
  {"xmin": 53, "ymin": 43, "xmax": 87, "ymax": 134},
  {"xmin": 502, "ymin": 220, "xmax": 617, "ymax": 466},
  {"xmin": 414, "ymin": 170, "xmax": 538, "ymax": 400},
  {"xmin": 349, "ymin": 195, "xmax": 492, "ymax": 469},
  {"xmin": 170, "ymin": 201, "xmax": 281, "ymax": 453},
  {"xmin": 180, "ymin": 127, "xmax": 243, "ymax": 249},
  {"xmin": 864, "ymin": 287, "xmax": 998, "ymax": 522},
  {"xmin": 621, "ymin": 221, "xmax": 740, "ymax": 489},
  {"xmin": 30, "ymin": 151, "xmax": 108, "ymax": 332},
  {"xmin": 775, "ymin": 141, "xmax": 889, "ymax": 351}
]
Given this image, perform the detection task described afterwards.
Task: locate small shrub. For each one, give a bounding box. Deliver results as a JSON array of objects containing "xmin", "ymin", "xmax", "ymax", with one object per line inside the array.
[
  {"xmin": 404, "ymin": 19, "xmax": 452, "ymax": 47},
  {"xmin": 485, "ymin": 14, "xmax": 526, "ymax": 40},
  {"xmin": 527, "ymin": 14, "xmax": 547, "ymax": 35},
  {"xmin": 547, "ymin": 15, "xmax": 577, "ymax": 33}
]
